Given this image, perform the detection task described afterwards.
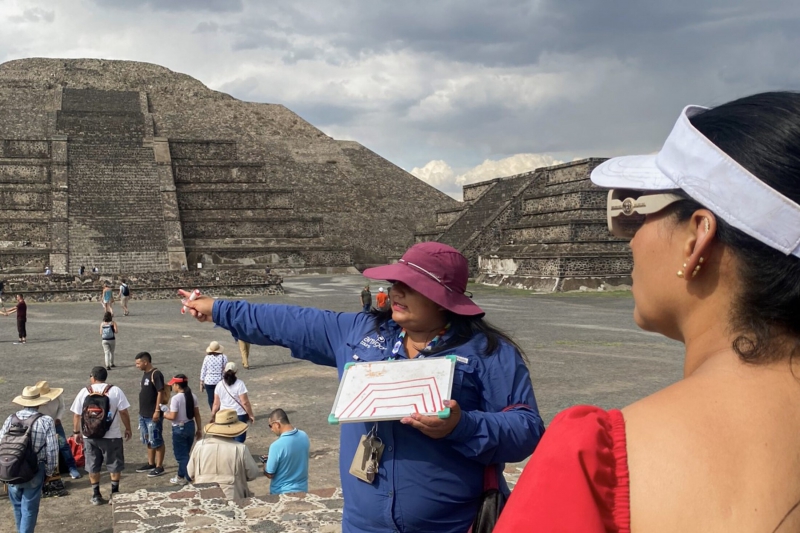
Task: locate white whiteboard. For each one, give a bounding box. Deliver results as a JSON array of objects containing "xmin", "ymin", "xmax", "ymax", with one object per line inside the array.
[{"xmin": 328, "ymin": 356, "xmax": 457, "ymax": 424}]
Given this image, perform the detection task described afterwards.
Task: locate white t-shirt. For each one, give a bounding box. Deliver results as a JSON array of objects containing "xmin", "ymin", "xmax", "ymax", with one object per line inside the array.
[
  {"xmin": 169, "ymin": 392, "xmax": 200, "ymax": 426},
  {"xmin": 70, "ymin": 383, "xmax": 131, "ymax": 439},
  {"xmin": 214, "ymin": 379, "xmax": 248, "ymax": 416}
]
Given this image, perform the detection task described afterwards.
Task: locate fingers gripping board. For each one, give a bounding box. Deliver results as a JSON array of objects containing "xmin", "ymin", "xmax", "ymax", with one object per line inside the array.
[{"xmin": 328, "ymin": 356, "xmax": 457, "ymax": 424}]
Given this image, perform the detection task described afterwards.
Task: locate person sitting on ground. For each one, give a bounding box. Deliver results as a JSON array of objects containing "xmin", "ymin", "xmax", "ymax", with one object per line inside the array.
[
  {"xmin": 200, "ymin": 341, "xmax": 228, "ymax": 410},
  {"xmin": 164, "ymin": 374, "xmax": 202, "ymax": 486},
  {"xmin": 211, "ymin": 362, "xmax": 255, "ymax": 443},
  {"xmin": 36, "ymin": 381, "xmax": 82, "ymax": 480},
  {"xmin": 180, "ymin": 241, "xmax": 544, "ymax": 533},
  {"xmin": 265, "ymin": 408, "xmax": 309, "ymax": 495},
  {"xmin": 496, "ymin": 92, "xmax": 800, "ymax": 533},
  {"xmin": 187, "ymin": 409, "xmax": 261, "ymax": 500},
  {"xmin": 100, "ymin": 312, "xmax": 118, "ymax": 371},
  {"xmin": 0, "ymin": 385, "xmax": 58, "ymax": 533}
]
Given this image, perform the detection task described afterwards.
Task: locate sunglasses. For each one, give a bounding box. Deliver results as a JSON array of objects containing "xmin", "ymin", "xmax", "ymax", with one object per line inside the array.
[{"xmin": 607, "ymin": 189, "xmax": 684, "ymax": 239}]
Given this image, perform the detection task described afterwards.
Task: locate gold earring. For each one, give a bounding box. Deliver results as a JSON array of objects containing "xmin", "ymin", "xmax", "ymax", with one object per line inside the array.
[
  {"xmin": 704, "ymin": 218, "xmax": 710, "ymax": 232},
  {"xmin": 699, "ymin": 257, "xmax": 705, "ymax": 264},
  {"xmin": 692, "ymin": 265, "xmax": 701, "ymax": 277},
  {"xmin": 677, "ymin": 270, "xmax": 685, "ymax": 278}
]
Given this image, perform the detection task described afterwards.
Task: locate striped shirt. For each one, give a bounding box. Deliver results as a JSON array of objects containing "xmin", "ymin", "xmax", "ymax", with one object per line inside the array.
[
  {"xmin": 0, "ymin": 408, "xmax": 59, "ymax": 476},
  {"xmin": 200, "ymin": 353, "xmax": 228, "ymax": 386}
]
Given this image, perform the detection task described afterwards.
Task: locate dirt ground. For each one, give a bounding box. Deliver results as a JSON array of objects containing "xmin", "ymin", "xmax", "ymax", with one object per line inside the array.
[{"xmin": 0, "ymin": 275, "xmax": 683, "ymax": 532}]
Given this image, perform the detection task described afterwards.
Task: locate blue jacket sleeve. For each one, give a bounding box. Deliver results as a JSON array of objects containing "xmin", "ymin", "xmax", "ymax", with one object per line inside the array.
[
  {"xmin": 212, "ymin": 300, "xmax": 368, "ymax": 369},
  {"xmin": 446, "ymin": 349, "xmax": 545, "ymax": 465}
]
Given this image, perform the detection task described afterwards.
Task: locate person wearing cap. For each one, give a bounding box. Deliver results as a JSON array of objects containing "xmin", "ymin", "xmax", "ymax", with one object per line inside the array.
[
  {"xmin": 164, "ymin": 374, "xmax": 202, "ymax": 486},
  {"xmin": 186, "ymin": 409, "xmax": 261, "ymax": 500},
  {"xmin": 496, "ymin": 93, "xmax": 800, "ymax": 533},
  {"xmin": 70, "ymin": 366, "xmax": 133, "ymax": 505},
  {"xmin": 35, "ymin": 381, "xmax": 82, "ymax": 480},
  {"xmin": 375, "ymin": 286, "xmax": 389, "ymax": 311},
  {"xmin": 211, "ymin": 362, "xmax": 255, "ymax": 443},
  {"xmin": 0, "ymin": 385, "xmax": 58, "ymax": 533},
  {"xmin": 180, "ymin": 241, "xmax": 544, "ymax": 533},
  {"xmin": 200, "ymin": 341, "xmax": 228, "ymax": 410}
]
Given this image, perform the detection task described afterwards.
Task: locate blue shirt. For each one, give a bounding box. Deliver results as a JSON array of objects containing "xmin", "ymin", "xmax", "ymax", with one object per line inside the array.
[
  {"xmin": 266, "ymin": 428, "xmax": 310, "ymax": 494},
  {"xmin": 213, "ymin": 301, "xmax": 544, "ymax": 533}
]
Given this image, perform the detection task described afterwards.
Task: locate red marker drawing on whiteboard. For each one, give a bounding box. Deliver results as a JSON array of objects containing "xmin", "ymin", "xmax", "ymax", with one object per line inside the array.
[{"xmin": 181, "ymin": 289, "xmax": 200, "ymax": 314}]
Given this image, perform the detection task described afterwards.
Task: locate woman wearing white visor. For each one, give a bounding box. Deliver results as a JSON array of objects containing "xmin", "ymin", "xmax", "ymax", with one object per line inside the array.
[{"xmin": 496, "ymin": 92, "xmax": 800, "ymax": 533}]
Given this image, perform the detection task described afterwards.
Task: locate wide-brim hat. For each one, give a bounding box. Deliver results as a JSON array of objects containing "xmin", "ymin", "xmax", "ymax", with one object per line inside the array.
[
  {"xmin": 34, "ymin": 381, "xmax": 63, "ymax": 400},
  {"xmin": 204, "ymin": 409, "xmax": 248, "ymax": 437},
  {"xmin": 13, "ymin": 386, "xmax": 52, "ymax": 407},
  {"xmin": 206, "ymin": 341, "xmax": 223, "ymax": 354},
  {"xmin": 363, "ymin": 242, "xmax": 484, "ymax": 317}
]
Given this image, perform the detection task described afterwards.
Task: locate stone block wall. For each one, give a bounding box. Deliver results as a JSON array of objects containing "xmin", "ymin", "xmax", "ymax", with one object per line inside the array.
[{"xmin": 0, "ymin": 269, "xmax": 283, "ymax": 303}]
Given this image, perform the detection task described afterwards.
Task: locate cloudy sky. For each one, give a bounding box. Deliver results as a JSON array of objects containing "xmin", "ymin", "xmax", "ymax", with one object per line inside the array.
[{"xmin": 2, "ymin": 0, "xmax": 799, "ymax": 198}]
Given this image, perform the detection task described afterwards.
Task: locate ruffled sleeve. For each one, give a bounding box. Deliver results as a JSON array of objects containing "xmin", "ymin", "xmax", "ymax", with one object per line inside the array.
[{"xmin": 494, "ymin": 405, "xmax": 630, "ymax": 533}]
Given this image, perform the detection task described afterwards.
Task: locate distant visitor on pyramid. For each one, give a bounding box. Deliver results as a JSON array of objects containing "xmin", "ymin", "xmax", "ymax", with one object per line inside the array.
[{"xmin": 0, "ymin": 58, "xmax": 457, "ymax": 275}]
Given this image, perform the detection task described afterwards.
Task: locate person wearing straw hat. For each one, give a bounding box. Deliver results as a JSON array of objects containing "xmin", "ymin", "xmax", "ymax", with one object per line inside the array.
[
  {"xmin": 36, "ymin": 381, "xmax": 82, "ymax": 480},
  {"xmin": 180, "ymin": 241, "xmax": 544, "ymax": 533},
  {"xmin": 496, "ymin": 93, "xmax": 800, "ymax": 532},
  {"xmin": 200, "ymin": 341, "xmax": 228, "ymax": 410},
  {"xmin": 0, "ymin": 385, "xmax": 58, "ymax": 533},
  {"xmin": 186, "ymin": 409, "xmax": 260, "ymax": 500}
]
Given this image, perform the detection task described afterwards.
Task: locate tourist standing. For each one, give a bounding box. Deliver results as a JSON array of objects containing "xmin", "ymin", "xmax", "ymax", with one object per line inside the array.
[
  {"xmin": 200, "ymin": 342, "xmax": 227, "ymax": 409},
  {"xmin": 100, "ymin": 312, "xmax": 118, "ymax": 370},
  {"xmin": 265, "ymin": 409, "xmax": 309, "ymax": 495},
  {"xmin": 101, "ymin": 282, "xmax": 113, "ymax": 316},
  {"xmin": 375, "ymin": 286, "xmax": 389, "ymax": 311},
  {"xmin": 360, "ymin": 284, "xmax": 372, "ymax": 313},
  {"xmin": 187, "ymin": 409, "xmax": 260, "ymax": 500},
  {"xmin": 70, "ymin": 366, "xmax": 133, "ymax": 505},
  {"xmin": 118, "ymin": 279, "xmax": 131, "ymax": 316},
  {"xmin": 133, "ymin": 352, "xmax": 166, "ymax": 477},
  {"xmin": 3, "ymin": 294, "xmax": 28, "ymax": 344},
  {"xmin": 211, "ymin": 362, "xmax": 254, "ymax": 443},
  {"xmin": 164, "ymin": 374, "xmax": 202, "ymax": 486},
  {"xmin": 0, "ymin": 385, "xmax": 58, "ymax": 532},
  {"xmin": 36, "ymin": 381, "xmax": 82, "ymax": 480},
  {"xmin": 79, "ymin": 265, "xmax": 85, "ymax": 277}
]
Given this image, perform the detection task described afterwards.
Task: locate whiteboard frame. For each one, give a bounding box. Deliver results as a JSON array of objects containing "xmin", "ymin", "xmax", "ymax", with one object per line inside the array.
[{"xmin": 328, "ymin": 355, "xmax": 457, "ymax": 424}]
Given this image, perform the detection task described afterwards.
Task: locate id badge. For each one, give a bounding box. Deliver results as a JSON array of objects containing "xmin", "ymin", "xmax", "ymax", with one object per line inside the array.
[{"xmin": 349, "ymin": 432, "xmax": 384, "ymax": 484}]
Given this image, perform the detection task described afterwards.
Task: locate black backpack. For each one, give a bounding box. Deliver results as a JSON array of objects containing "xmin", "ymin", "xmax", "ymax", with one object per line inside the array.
[
  {"xmin": 0, "ymin": 413, "xmax": 44, "ymax": 484},
  {"xmin": 121, "ymin": 284, "xmax": 130, "ymax": 296},
  {"xmin": 81, "ymin": 385, "xmax": 116, "ymax": 439}
]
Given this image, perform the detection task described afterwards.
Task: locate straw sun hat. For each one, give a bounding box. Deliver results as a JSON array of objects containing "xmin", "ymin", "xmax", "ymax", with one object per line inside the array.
[
  {"xmin": 206, "ymin": 341, "xmax": 223, "ymax": 354},
  {"xmin": 12, "ymin": 385, "xmax": 53, "ymax": 407},
  {"xmin": 204, "ymin": 409, "xmax": 248, "ymax": 437}
]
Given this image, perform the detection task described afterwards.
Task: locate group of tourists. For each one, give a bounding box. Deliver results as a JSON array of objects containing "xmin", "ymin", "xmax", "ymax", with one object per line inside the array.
[{"xmin": 2, "ymin": 91, "xmax": 800, "ymax": 532}]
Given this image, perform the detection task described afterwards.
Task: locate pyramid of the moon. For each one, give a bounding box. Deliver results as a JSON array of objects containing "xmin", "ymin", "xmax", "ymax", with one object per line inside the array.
[{"xmin": 0, "ymin": 58, "xmax": 458, "ymax": 274}]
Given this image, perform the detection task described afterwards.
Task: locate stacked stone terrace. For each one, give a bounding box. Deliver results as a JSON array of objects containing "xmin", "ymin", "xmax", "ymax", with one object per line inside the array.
[
  {"xmin": 419, "ymin": 159, "xmax": 633, "ymax": 291},
  {"xmin": 0, "ymin": 58, "xmax": 458, "ymax": 274}
]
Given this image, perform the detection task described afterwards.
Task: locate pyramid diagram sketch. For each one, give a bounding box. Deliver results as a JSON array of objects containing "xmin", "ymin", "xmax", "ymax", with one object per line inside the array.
[{"xmin": 329, "ymin": 356, "xmax": 457, "ymax": 424}]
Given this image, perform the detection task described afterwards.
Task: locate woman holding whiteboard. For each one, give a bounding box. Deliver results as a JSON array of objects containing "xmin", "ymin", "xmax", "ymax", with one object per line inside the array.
[{"xmin": 181, "ymin": 241, "xmax": 544, "ymax": 533}]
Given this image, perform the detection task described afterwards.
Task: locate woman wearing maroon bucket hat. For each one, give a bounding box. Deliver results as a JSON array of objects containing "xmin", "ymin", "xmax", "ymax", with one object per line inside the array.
[{"xmin": 180, "ymin": 241, "xmax": 544, "ymax": 533}]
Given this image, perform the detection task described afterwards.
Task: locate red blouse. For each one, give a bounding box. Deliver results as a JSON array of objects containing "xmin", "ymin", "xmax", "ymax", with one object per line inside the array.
[{"xmin": 494, "ymin": 405, "xmax": 631, "ymax": 533}]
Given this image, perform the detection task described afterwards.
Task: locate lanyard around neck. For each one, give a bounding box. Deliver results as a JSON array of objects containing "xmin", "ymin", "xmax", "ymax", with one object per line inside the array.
[{"xmin": 391, "ymin": 323, "xmax": 450, "ymax": 357}]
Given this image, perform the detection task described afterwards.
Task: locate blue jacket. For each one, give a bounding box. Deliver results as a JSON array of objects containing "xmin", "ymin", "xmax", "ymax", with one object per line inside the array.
[{"xmin": 214, "ymin": 301, "xmax": 545, "ymax": 533}]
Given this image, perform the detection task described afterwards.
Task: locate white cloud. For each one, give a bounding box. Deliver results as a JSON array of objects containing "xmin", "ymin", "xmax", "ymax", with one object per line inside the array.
[{"xmin": 411, "ymin": 153, "xmax": 562, "ymax": 199}]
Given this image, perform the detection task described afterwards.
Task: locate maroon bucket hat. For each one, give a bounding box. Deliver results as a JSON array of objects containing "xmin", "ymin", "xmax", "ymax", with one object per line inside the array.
[{"xmin": 363, "ymin": 242, "xmax": 484, "ymax": 317}]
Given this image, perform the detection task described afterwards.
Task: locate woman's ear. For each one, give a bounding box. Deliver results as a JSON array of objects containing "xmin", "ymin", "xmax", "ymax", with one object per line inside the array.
[{"xmin": 680, "ymin": 210, "xmax": 717, "ymax": 278}]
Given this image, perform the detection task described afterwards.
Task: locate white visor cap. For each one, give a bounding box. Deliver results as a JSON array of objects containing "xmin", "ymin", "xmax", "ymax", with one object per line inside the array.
[{"xmin": 591, "ymin": 105, "xmax": 800, "ymax": 258}]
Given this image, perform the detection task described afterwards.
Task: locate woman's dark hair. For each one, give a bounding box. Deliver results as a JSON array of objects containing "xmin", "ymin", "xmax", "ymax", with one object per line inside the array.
[
  {"xmin": 673, "ymin": 92, "xmax": 800, "ymax": 363},
  {"xmin": 172, "ymin": 374, "xmax": 195, "ymax": 421},
  {"xmin": 102, "ymin": 311, "xmax": 112, "ymax": 322},
  {"xmin": 223, "ymin": 369, "xmax": 238, "ymax": 386},
  {"xmin": 371, "ymin": 308, "xmax": 526, "ymax": 359}
]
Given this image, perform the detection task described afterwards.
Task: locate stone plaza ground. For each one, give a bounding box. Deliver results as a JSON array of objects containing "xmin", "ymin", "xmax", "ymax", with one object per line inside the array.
[{"xmin": 0, "ymin": 275, "xmax": 685, "ymax": 532}]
